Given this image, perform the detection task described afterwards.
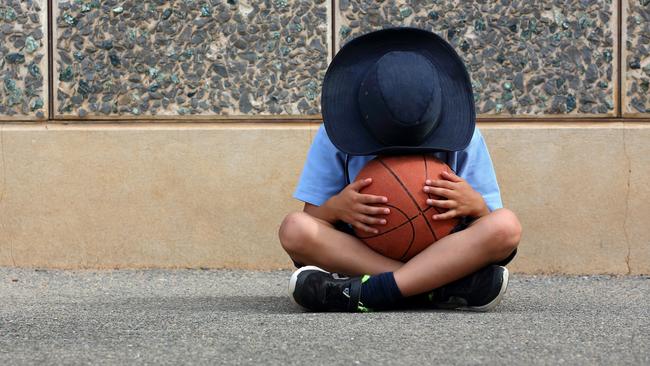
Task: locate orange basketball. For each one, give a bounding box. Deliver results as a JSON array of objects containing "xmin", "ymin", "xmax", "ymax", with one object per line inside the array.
[{"xmin": 353, "ymin": 155, "xmax": 459, "ymax": 261}]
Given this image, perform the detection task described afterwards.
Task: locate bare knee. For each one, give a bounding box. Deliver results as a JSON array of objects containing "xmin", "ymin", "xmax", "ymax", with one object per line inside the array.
[
  {"xmin": 278, "ymin": 211, "xmax": 315, "ymax": 256},
  {"xmin": 486, "ymin": 208, "xmax": 522, "ymax": 259}
]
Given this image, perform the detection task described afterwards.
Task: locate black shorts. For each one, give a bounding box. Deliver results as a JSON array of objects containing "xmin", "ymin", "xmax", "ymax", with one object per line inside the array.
[{"xmin": 292, "ymin": 218, "xmax": 517, "ymax": 268}]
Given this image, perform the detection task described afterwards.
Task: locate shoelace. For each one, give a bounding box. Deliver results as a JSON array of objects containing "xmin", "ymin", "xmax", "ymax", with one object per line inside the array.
[{"xmin": 322, "ymin": 281, "xmax": 348, "ymax": 308}]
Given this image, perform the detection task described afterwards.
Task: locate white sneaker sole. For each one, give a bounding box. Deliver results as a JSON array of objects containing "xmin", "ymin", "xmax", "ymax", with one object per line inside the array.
[
  {"xmin": 288, "ymin": 265, "xmax": 327, "ymax": 308},
  {"xmin": 464, "ymin": 266, "xmax": 510, "ymax": 312}
]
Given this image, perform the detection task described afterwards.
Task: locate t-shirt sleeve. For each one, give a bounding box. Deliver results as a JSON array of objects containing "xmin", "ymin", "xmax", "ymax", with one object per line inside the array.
[
  {"xmin": 293, "ymin": 125, "xmax": 347, "ymax": 206},
  {"xmin": 455, "ymin": 128, "xmax": 503, "ymax": 212}
]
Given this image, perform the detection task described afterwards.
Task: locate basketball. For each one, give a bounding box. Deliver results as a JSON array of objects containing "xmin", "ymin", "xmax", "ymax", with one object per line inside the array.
[{"xmin": 353, "ymin": 155, "xmax": 460, "ymax": 261}]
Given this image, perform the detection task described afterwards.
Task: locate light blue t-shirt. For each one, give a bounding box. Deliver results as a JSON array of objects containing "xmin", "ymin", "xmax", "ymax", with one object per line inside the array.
[{"xmin": 293, "ymin": 124, "xmax": 503, "ymax": 212}]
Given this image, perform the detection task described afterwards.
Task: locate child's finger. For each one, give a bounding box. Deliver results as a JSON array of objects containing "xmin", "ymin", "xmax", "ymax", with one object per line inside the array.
[
  {"xmin": 356, "ymin": 213, "xmax": 386, "ymax": 226},
  {"xmin": 433, "ymin": 209, "xmax": 457, "ymax": 220},
  {"xmin": 441, "ymin": 170, "xmax": 463, "ymax": 182},
  {"xmin": 350, "ymin": 177, "xmax": 373, "ymax": 191},
  {"xmin": 359, "ymin": 204, "xmax": 390, "ymax": 216},
  {"xmin": 423, "ymin": 186, "xmax": 454, "ymax": 198},
  {"xmin": 358, "ymin": 193, "xmax": 388, "ymax": 204},
  {"xmin": 353, "ymin": 221, "xmax": 379, "ymax": 234},
  {"xmin": 426, "ymin": 198, "xmax": 456, "ymax": 209},
  {"xmin": 428, "ymin": 179, "xmax": 455, "ymax": 189}
]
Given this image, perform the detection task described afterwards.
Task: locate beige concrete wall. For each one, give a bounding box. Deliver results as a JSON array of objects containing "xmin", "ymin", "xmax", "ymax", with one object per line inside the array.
[
  {"xmin": 485, "ymin": 123, "xmax": 649, "ymax": 274},
  {"xmin": 0, "ymin": 122, "xmax": 648, "ymax": 274}
]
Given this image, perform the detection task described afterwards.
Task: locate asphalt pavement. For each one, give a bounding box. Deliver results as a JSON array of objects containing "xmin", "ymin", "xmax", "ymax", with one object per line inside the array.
[{"xmin": 1, "ymin": 269, "xmax": 648, "ymax": 365}]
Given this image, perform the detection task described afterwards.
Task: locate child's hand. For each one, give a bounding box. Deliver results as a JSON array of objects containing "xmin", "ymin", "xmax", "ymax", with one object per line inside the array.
[
  {"xmin": 329, "ymin": 178, "xmax": 390, "ymax": 234},
  {"xmin": 423, "ymin": 170, "xmax": 489, "ymax": 220}
]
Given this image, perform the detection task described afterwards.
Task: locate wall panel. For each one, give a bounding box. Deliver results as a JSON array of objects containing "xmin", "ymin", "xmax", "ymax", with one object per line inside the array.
[
  {"xmin": 623, "ymin": 0, "xmax": 650, "ymax": 116},
  {"xmin": 336, "ymin": 0, "xmax": 617, "ymax": 117},
  {"xmin": 53, "ymin": 0, "xmax": 330, "ymax": 118},
  {"xmin": 0, "ymin": 0, "xmax": 47, "ymax": 120}
]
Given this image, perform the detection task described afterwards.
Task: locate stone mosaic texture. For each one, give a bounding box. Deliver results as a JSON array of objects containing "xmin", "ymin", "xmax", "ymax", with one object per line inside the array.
[
  {"xmin": 0, "ymin": 0, "xmax": 47, "ymax": 119},
  {"xmin": 624, "ymin": 0, "xmax": 650, "ymax": 115},
  {"xmin": 337, "ymin": 0, "xmax": 616, "ymax": 116},
  {"xmin": 54, "ymin": 0, "xmax": 329, "ymax": 117}
]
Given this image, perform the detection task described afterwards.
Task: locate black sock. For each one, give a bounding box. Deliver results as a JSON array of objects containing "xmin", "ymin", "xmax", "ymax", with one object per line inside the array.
[{"xmin": 359, "ymin": 272, "xmax": 403, "ymax": 310}]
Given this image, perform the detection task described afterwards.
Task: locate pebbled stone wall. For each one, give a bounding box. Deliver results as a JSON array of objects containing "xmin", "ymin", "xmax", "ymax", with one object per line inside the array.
[
  {"xmin": 53, "ymin": 0, "xmax": 329, "ymax": 118},
  {"xmin": 0, "ymin": 0, "xmax": 47, "ymax": 120},
  {"xmin": 624, "ymin": 0, "xmax": 650, "ymax": 115},
  {"xmin": 3, "ymin": 0, "xmax": 650, "ymax": 119},
  {"xmin": 336, "ymin": 0, "xmax": 617, "ymax": 116}
]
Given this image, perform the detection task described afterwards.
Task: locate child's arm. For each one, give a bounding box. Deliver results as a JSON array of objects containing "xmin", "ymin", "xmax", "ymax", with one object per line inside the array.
[{"xmin": 304, "ymin": 178, "xmax": 390, "ymax": 235}]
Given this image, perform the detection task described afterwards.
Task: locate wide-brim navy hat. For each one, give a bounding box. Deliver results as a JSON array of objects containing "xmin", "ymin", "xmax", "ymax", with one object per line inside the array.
[{"xmin": 321, "ymin": 27, "xmax": 476, "ymax": 155}]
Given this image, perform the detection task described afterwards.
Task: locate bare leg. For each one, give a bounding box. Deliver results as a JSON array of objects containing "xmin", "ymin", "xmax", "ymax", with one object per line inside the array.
[
  {"xmin": 279, "ymin": 211, "xmax": 402, "ymax": 275},
  {"xmin": 394, "ymin": 208, "xmax": 522, "ymax": 296}
]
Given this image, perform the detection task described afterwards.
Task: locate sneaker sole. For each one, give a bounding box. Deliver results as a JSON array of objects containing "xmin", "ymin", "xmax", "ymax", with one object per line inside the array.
[
  {"xmin": 288, "ymin": 265, "xmax": 327, "ymax": 308},
  {"xmin": 463, "ymin": 266, "xmax": 509, "ymax": 312}
]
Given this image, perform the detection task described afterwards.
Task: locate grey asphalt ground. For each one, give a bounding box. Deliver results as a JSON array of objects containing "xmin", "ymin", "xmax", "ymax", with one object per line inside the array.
[{"xmin": 1, "ymin": 269, "xmax": 648, "ymax": 365}]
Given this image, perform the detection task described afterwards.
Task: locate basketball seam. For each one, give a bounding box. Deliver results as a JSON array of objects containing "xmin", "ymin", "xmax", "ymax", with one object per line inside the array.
[
  {"xmin": 424, "ymin": 155, "xmax": 446, "ymax": 216},
  {"xmin": 377, "ymin": 157, "xmax": 439, "ymax": 245},
  {"xmin": 422, "ymin": 155, "xmax": 447, "ymax": 253},
  {"xmin": 377, "ymin": 158, "xmax": 420, "ymax": 260},
  {"xmin": 356, "ymin": 204, "xmax": 422, "ymax": 239},
  {"xmin": 400, "ymin": 215, "xmax": 416, "ymax": 261},
  {"xmin": 357, "ymin": 205, "xmax": 420, "ymax": 260},
  {"xmin": 356, "ymin": 203, "xmax": 416, "ymax": 260}
]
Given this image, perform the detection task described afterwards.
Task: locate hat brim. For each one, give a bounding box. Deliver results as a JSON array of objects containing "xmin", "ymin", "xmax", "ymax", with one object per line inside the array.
[{"xmin": 322, "ymin": 27, "xmax": 476, "ymax": 155}]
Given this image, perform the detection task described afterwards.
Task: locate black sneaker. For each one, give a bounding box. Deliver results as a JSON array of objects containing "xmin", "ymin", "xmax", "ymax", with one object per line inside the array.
[
  {"xmin": 288, "ymin": 266, "xmax": 368, "ymax": 312},
  {"xmin": 424, "ymin": 265, "xmax": 509, "ymax": 312}
]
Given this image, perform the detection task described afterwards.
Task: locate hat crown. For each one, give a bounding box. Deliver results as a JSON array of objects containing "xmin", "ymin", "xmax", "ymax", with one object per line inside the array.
[
  {"xmin": 357, "ymin": 50, "xmax": 443, "ymax": 146},
  {"xmin": 375, "ymin": 51, "xmax": 436, "ymax": 124}
]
